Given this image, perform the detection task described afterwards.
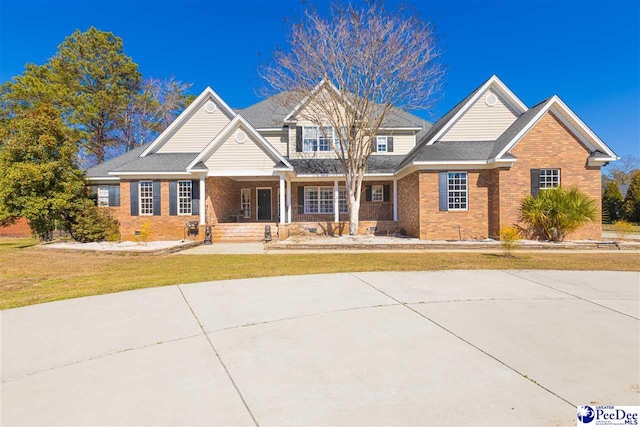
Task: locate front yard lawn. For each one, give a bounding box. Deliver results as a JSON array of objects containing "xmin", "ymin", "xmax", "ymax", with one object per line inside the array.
[{"xmin": 1, "ymin": 238, "xmax": 638, "ymax": 310}]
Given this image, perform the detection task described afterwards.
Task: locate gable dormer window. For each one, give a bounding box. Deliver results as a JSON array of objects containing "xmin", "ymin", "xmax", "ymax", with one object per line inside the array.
[{"xmin": 303, "ymin": 126, "xmax": 337, "ymax": 152}]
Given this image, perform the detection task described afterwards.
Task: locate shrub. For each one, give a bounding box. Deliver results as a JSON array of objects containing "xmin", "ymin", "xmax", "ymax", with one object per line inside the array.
[
  {"xmin": 519, "ymin": 187, "xmax": 597, "ymax": 242},
  {"xmin": 602, "ymin": 181, "xmax": 624, "ymax": 222},
  {"xmin": 136, "ymin": 220, "xmax": 152, "ymax": 244},
  {"xmin": 68, "ymin": 205, "xmax": 120, "ymax": 243},
  {"xmin": 612, "ymin": 220, "xmax": 636, "ymax": 241},
  {"xmin": 499, "ymin": 226, "xmax": 522, "ymax": 256},
  {"xmin": 623, "ymin": 170, "xmax": 640, "ymax": 222}
]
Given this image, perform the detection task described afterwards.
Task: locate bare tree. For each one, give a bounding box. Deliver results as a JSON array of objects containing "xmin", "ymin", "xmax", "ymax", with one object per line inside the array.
[
  {"xmin": 606, "ymin": 154, "xmax": 639, "ymax": 186},
  {"xmin": 117, "ymin": 76, "xmax": 193, "ymax": 153},
  {"xmin": 261, "ymin": 1, "xmax": 444, "ymax": 234}
]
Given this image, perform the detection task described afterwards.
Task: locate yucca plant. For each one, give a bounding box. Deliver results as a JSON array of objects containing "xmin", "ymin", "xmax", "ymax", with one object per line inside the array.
[{"xmin": 520, "ymin": 187, "xmax": 597, "ymax": 242}]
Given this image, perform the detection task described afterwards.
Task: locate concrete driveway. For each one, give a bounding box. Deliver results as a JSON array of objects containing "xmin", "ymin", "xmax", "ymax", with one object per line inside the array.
[{"xmin": 2, "ymin": 270, "xmax": 638, "ymax": 426}]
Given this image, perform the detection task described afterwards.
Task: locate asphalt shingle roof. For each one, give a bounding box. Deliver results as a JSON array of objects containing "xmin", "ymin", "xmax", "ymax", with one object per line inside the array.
[
  {"xmin": 112, "ymin": 153, "xmax": 199, "ymax": 173},
  {"xmin": 288, "ymin": 155, "xmax": 403, "ymax": 175},
  {"xmin": 237, "ymin": 92, "xmax": 432, "ymax": 141},
  {"xmin": 85, "ymin": 144, "xmax": 148, "ymax": 178}
]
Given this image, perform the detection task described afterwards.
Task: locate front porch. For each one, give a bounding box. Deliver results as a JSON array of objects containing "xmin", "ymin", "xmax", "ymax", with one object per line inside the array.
[{"xmin": 201, "ymin": 176, "xmax": 400, "ymax": 241}]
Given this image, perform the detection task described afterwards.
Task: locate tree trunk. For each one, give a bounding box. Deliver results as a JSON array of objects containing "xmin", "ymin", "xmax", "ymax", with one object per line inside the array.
[{"xmin": 349, "ymin": 201, "xmax": 360, "ymax": 235}]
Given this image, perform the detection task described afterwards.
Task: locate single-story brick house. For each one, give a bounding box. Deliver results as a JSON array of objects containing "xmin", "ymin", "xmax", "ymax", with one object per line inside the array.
[{"xmin": 86, "ymin": 75, "xmax": 617, "ymax": 241}]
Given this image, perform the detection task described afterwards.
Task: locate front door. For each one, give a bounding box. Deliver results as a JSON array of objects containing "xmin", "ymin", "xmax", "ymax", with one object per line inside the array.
[{"xmin": 257, "ymin": 188, "xmax": 272, "ymax": 221}]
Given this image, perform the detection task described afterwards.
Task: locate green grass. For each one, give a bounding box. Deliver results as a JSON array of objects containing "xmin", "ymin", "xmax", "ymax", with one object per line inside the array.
[
  {"xmin": 603, "ymin": 223, "xmax": 640, "ymax": 233},
  {"xmin": 1, "ymin": 238, "xmax": 638, "ymax": 310}
]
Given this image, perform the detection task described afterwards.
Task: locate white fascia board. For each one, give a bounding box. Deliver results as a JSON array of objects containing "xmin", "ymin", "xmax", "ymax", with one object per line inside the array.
[
  {"xmin": 108, "ymin": 171, "xmax": 193, "ymax": 176},
  {"xmin": 187, "ymin": 115, "xmax": 293, "ymax": 170},
  {"xmin": 378, "ymin": 127, "xmax": 422, "ymax": 131},
  {"xmin": 425, "ymin": 75, "xmax": 528, "ymax": 146},
  {"xmin": 256, "ymin": 128, "xmax": 288, "ymax": 132},
  {"xmin": 140, "ymin": 87, "xmax": 237, "ymax": 157},
  {"xmin": 206, "ymin": 170, "xmax": 278, "ymax": 177},
  {"xmin": 85, "ymin": 176, "xmax": 121, "ymax": 181}
]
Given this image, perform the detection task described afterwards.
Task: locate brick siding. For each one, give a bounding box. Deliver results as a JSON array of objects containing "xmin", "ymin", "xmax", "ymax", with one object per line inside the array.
[{"xmin": 0, "ymin": 217, "xmax": 31, "ymax": 237}]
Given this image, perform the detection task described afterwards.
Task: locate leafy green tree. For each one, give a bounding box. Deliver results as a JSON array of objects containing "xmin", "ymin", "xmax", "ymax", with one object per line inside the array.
[
  {"xmin": 623, "ymin": 170, "xmax": 640, "ymax": 223},
  {"xmin": 602, "ymin": 181, "xmax": 624, "ymax": 222},
  {"xmin": 519, "ymin": 187, "xmax": 597, "ymax": 242},
  {"xmin": 0, "ymin": 105, "xmax": 85, "ymax": 239}
]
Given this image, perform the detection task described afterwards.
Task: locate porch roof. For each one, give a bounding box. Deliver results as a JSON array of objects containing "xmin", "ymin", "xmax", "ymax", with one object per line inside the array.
[
  {"xmin": 287, "ymin": 155, "xmax": 403, "ymax": 175},
  {"xmin": 110, "ymin": 152, "xmax": 199, "ymax": 173}
]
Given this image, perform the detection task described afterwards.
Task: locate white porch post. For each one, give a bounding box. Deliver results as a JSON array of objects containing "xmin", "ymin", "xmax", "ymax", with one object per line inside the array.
[
  {"xmin": 286, "ymin": 179, "xmax": 292, "ymax": 223},
  {"xmin": 279, "ymin": 175, "xmax": 286, "ymax": 225},
  {"xmin": 199, "ymin": 175, "xmax": 206, "ymax": 225},
  {"xmin": 334, "ymin": 180, "xmax": 339, "ymax": 223},
  {"xmin": 393, "ymin": 179, "xmax": 398, "ymax": 221}
]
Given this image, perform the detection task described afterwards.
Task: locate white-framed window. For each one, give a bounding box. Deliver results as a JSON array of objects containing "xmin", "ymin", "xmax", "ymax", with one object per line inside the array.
[
  {"xmin": 539, "ymin": 168, "xmax": 560, "ymax": 189},
  {"xmin": 338, "ymin": 187, "xmax": 348, "ymax": 213},
  {"xmin": 139, "ymin": 181, "xmax": 154, "ymax": 215},
  {"xmin": 447, "ymin": 172, "xmax": 468, "ymax": 210},
  {"xmin": 371, "ymin": 185, "xmax": 384, "ymax": 202},
  {"xmin": 241, "ymin": 189, "xmax": 251, "ymax": 218},
  {"xmin": 303, "ymin": 126, "xmax": 337, "ymax": 152},
  {"xmin": 304, "ymin": 186, "xmax": 334, "ymax": 214},
  {"xmin": 178, "ymin": 180, "xmax": 192, "ymax": 215},
  {"xmin": 376, "ymin": 136, "xmax": 388, "ymax": 153},
  {"xmin": 97, "ymin": 186, "xmax": 109, "ymax": 207}
]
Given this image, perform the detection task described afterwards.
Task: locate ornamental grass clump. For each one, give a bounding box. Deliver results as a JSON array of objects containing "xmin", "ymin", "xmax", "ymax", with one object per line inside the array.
[{"xmin": 519, "ymin": 187, "xmax": 597, "ymax": 242}]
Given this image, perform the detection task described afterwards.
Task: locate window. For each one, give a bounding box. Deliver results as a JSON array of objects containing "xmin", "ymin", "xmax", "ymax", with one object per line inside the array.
[
  {"xmin": 371, "ymin": 185, "xmax": 384, "ymax": 202},
  {"xmin": 339, "ymin": 187, "xmax": 348, "ymax": 213},
  {"xmin": 303, "ymin": 126, "xmax": 337, "ymax": 152},
  {"xmin": 139, "ymin": 181, "xmax": 154, "ymax": 215},
  {"xmin": 97, "ymin": 186, "xmax": 109, "ymax": 207},
  {"xmin": 178, "ymin": 180, "xmax": 192, "ymax": 215},
  {"xmin": 241, "ymin": 189, "xmax": 251, "ymax": 218},
  {"xmin": 305, "ymin": 186, "xmax": 334, "ymax": 214},
  {"xmin": 447, "ymin": 172, "xmax": 468, "ymax": 210},
  {"xmin": 376, "ymin": 136, "xmax": 388, "ymax": 153},
  {"xmin": 539, "ymin": 168, "xmax": 560, "ymax": 189}
]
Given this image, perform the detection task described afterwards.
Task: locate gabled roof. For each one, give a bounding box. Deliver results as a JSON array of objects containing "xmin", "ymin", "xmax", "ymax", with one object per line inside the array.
[
  {"xmin": 186, "ymin": 114, "xmax": 293, "ymax": 171},
  {"xmin": 282, "ymin": 79, "xmax": 351, "ymax": 123},
  {"xmin": 492, "ymin": 95, "xmax": 617, "ymax": 160},
  {"xmin": 140, "ymin": 87, "xmax": 236, "ymax": 157}
]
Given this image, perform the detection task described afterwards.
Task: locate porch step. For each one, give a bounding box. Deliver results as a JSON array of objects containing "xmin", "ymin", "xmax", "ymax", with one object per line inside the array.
[{"xmin": 210, "ymin": 223, "xmax": 279, "ymax": 242}]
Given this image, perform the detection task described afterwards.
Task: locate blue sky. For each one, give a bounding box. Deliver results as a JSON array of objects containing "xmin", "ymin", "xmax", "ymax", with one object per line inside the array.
[{"xmin": 0, "ymin": 0, "xmax": 638, "ymax": 158}]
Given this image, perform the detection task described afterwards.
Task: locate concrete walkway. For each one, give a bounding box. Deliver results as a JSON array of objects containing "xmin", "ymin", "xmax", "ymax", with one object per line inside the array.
[{"xmin": 2, "ymin": 271, "xmax": 639, "ymax": 425}]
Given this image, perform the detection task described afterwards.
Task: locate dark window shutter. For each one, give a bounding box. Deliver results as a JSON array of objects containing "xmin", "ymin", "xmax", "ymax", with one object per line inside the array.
[
  {"xmin": 531, "ymin": 169, "xmax": 540, "ymax": 196},
  {"xmin": 383, "ymin": 184, "xmax": 390, "ymax": 202},
  {"xmin": 297, "ymin": 186, "xmax": 304, "ymax": 214},
  {"xmin": 371, "ymin": 138, "xmax": 377, "ymax": 153},
  {"xmin": 153, "ymin": 181, "xmax": 161, "ymax": 216},
  {"xmin": 438, "ymin": 172, "xmax": 448, "ymax": 211},
  {"xmin": 387, "ymin": 137, "xmax": 394, "ymax": 152},
  {"xmin": 191, "ymin": 179, "xmax": 200, "ymax": 216},
  {"xmin": 169, "ymin": 181, "xmax": 177, "ymax": 216},
  {"xmin": 130, "ymin": 181, "xmax": 139, "ymax": 216},
  {"xmin": 365, "ymin": 185, "xmax": 372, "ymax": 202},
  {"xmin": 108, "ymin": 186, "xmax": 120, "ymax": 207},
  {"xmin": 296, "ymin": 127, "xmax": 302, "ymax": 152}
]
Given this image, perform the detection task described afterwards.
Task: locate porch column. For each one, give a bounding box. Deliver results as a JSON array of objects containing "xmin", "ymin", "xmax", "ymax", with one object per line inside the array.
[
  {"xmin": 393, "ymin": 179, "xmax": 398, "ymax": 221},
  {"xmin": 199, "ymin": 175, "xmax": 206, "ymax": 225},
  {"xmin": 279, "ymin": 175, "xmax": 286, "ymax": 225},
  {"xmin": 334, "ymin": 180, "xmax": 339, "ymax": 222},
  {"xmin": 286, "ymin": 179, "xmax": 292, "ymax": 223}
]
